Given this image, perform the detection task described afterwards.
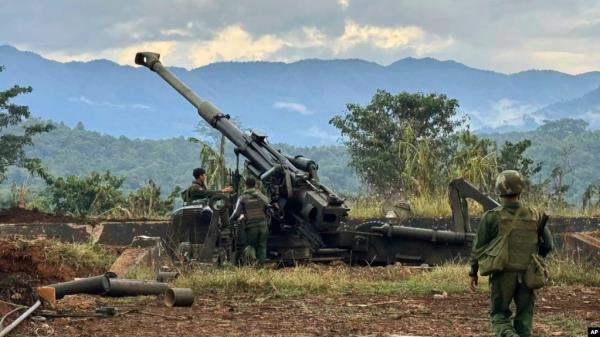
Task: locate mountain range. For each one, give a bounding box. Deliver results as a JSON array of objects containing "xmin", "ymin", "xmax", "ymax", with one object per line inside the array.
[{"xmin": 1, "ymin": 44, "xmax": 600, "ymax": 145}]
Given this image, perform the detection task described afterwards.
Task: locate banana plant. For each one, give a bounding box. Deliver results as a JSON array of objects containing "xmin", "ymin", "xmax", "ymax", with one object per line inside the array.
[{"xmin": 188, "ymin": 134, "xmax": 227, "ymax": 190}]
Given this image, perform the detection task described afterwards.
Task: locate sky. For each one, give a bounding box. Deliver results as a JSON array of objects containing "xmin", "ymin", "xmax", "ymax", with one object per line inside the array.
[{"xmin": 2, "ymin": 0, "xmax": 600, "ymax": 74}]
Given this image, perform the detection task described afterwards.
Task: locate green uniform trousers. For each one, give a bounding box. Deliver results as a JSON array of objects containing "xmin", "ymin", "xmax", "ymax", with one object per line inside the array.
[
  {"xmin": 490, "ymin": 271, "xmax": 535, "ymax": 337},
  {"xmin": 244, "ymin": 222, "xmax": 268, "ymax": 265}
]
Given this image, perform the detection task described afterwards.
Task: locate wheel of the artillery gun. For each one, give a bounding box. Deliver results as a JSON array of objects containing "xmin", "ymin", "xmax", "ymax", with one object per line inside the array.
[
  {"xmin": 351, "ymin": 220, "xmax": 393, "ymax": 266},
  {"xmin": 166, "ymin": 203, "xmax": 213, "ymax": 260}
]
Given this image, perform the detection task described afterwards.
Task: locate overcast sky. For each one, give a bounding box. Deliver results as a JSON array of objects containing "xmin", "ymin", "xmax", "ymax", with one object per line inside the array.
[{"xmin": 2, "ymin": 0, "xmax": 600, "ymax": 74}]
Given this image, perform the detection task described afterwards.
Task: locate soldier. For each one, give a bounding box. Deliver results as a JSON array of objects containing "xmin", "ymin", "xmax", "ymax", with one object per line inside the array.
[
  {"xmin": 181, "ymin": 168, "xmax": 233, "ymax": 203},
  {"xmin": 229, "ymin": 177, "xmax": 270, "ymax": 265},
  {"xmin": 469, "ymin": 170, "xmax": 554, "ymax": 337}
]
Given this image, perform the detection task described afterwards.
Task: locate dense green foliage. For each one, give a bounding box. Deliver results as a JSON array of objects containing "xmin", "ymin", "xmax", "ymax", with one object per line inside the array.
[
  {"xmin": 1, "ymin": 112, "xmax": 599, "ymax": 212},
  {"xmin": 0, "ymin": 66, "xmax": 53, "ymax": 182},
  {"xmin": 330, "ymin": 90, "xmax": 593, "ymax": 211},
  {"xmin": 486, "ymin": 118, "xmax": 600, "ymax": 207},
  {"xmin": 0, "ymin": 122, "xmax": 358, "ymax": 208},
  {"xmin": 43, "ymin": 171, "xmax": 125, "ymax": 216},
  {"xmin": 330, "ymin": 90, "xmax": 464, "ymax": 195}
]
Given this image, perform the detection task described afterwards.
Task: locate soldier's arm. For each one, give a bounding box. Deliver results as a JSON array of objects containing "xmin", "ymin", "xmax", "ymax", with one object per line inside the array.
[
  {"xmin": 255, "ymin": 190, "xmax": 270, "ymax": 205},
  {"xmin": 469, "ymin": 211, "xmax": 497, "ymax": 277},
  {"xmin": 540, "ymin": 225, "xmax": 555, "ymax": 257},
  {"xmin": 229, "ymin": 198, "xmax": 243, "ymax": 222}
]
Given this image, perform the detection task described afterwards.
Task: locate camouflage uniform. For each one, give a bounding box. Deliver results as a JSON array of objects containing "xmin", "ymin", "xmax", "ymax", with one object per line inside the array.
[
  {"xmin": 181, "ymin": 181, "xmax": 218, "ymax": 203},
  {"xmin": 470, "ymin": 170, "xmax": 554, "ymax": 337},
  {"xmin": 230, "ymin": 188, "xmax": 269, "ymax": 264}
]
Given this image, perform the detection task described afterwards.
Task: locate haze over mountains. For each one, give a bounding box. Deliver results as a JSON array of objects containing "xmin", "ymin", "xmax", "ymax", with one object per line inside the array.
[{"xmin": 1, "ymin": 44, "xmax": 600, "ymax": 145}]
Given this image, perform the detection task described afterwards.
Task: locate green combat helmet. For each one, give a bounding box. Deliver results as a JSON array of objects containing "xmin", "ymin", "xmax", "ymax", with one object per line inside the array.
[{"xmin": 495, "ymin": 170, "xmax": 525, "ymax": 196}]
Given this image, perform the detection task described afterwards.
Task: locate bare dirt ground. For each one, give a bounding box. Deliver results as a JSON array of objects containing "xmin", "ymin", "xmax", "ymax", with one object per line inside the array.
[
  {"xmin": 0, "ymin": 239, "xmax": 76, "ymax": 285},
  {"xmin": 0, "ymin": 286, "xmax": 596, "ymax": 337}
]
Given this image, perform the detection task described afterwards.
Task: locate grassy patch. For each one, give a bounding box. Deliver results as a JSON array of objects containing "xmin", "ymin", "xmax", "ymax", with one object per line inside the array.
[
  {"xmin": 538, "ymin": 313, "xmax": 588, "ymax": 337},
  {"xmin": 408, "ymin": 194, "xmax": 452, "ymax": 217},
  {"xmin": 172, "ymin": 263, "xmax": 486, "ymax": 297},
  {"xmin": 346, "ymin": 194, "xmax": 483, "ymax": 219},
  {"xmin": 43, "ymin": 240, "xmax": 116, "ymax": 274},
  {"xmin": 547, "ymin": 255, "xmax": 600, "ymax": 287},
  {"xmin": 167, "ymin": 256, "xmax": 600, "ymax": 298},
  {"xmin": 347, "ymin": 198, "xmax": 384, "ymax": 219},
  {"xmin": 123, "ymin": 265, "xmax": 157, "ymax": 280}
]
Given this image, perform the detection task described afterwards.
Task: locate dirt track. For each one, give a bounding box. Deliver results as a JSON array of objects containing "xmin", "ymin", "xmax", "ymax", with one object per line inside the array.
[{"xmin": 1, "ymin": 286, "xmax": 596, "ymax": 337}]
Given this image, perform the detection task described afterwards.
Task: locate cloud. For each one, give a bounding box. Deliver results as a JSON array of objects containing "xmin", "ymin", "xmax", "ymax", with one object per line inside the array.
[
  {"xmin": 579, "ymin": 110, "xmax": 600, "ymax": 128},
  {"xmin": 468, "ymin": 99, "xmax": 542, "ymax": 129},
  {"xmin": 3, "ymin": 0, "xmax": 600, "ymax": 73},
  {"xmin": 333, "ymin": 21, "xmax": 453, "ymax": 56},
  {"xmin": 45, "ymin": 41, "xmax": 176, "ymax": 65},
  {"xmin": 338, "ymin": 0, "xmax": 350, "ymax": 10},
  {"xmin": 190, "ymin": 25, "xmax": 284, "ymax": 67},
  {"xmin": 306, "ymin": 127, "xmax": 338, "ymax": 142},
  {"xmin": 69, "ymin": 96, "xmax": 152, "ymax": 110},
  {"xmin": 273, "ymin": 101, "xmax": 313, "ymax": 115}
]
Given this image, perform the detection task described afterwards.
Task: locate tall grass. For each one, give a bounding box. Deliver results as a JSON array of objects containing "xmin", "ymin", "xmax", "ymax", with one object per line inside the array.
[
  {"xmin": 546, "ymin": 255, "xmax": 600, "ymax": 287},
  {"xmin": 347, "ymin": 194, "xmax": 481, "ymax": 219},
  {"xmin": 43, "ymin": 240, "xmax": 117, "ymax": 273},
  {"xmin": 407, "ymin": 194, "xmax": 452, "ymax": 217},
  {"xmin": 347, "ymin": 198, "xmax": 384, "ymax": 219}
]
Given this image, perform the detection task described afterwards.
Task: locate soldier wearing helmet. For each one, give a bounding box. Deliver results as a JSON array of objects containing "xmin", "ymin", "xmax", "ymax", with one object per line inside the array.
[{"xmin": 469, "ymin": 170, "xmax": 554, "ymax": 337}]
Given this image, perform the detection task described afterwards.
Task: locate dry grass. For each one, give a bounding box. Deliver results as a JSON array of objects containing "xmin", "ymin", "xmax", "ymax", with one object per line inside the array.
[
  {"xmin": 347, "ymin": 198, "xmax": 384, "ymax": 219},
  {"xmin": 407, "ymin": 194, "xmax": 452, "ymax": 217},
  {"xmin": 347, "ymin": 194, "xmax": 482, "ymax": 219},
  {"xmin": 538, "ymin": 313, "xmax": 588, "ymax": 337},
  {"xmin": 172, "ymin": 263, "xmax": 484, "ymax": 297},
  {"xmin": 546, "ymin": 254, "xmax": 600, "ymax": 287},
  {"xmin": 165, "ymin": 255, "xmax": 600, "ymax": 298},
  {"xmin": 42, "ymin": 240, "xmax": 116, "ymax": 273}
]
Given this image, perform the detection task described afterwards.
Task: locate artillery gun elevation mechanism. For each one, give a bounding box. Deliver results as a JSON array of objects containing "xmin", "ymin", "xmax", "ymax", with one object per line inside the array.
[{"xmin": 135, "ymin": 52, "xmax": 500, "ymax": 265}]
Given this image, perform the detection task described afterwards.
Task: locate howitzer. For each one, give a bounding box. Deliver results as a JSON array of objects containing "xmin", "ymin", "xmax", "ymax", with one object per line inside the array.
[
  {"xmin": 135, "ymin": 52, "xmax": 348, "ymax": 260},
  {"xmin": 135, "ymin": 52, "xmax": 504, "ymax": 265}
]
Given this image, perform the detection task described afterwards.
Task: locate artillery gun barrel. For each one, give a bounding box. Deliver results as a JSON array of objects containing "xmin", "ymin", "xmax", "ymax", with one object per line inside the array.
[
  {"xmin": 134, "ymin": 52, "xmax": 272, "ymax": 173},
  {"xmin": 371, "ymin": 223, "xmax": 473, "ymax": 244}
]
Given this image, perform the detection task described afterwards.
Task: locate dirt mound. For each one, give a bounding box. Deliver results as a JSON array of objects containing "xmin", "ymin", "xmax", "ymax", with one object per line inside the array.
[
  {"xmin": 0, "ymin": 207, "xmax": 82, "ymax": 224},
  {"xmin": 0, "ymin": 239, "xmax": 76, "ymax": 284}
]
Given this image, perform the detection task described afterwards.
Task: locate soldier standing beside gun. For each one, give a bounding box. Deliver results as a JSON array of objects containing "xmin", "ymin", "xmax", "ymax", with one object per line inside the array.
[
  {"xmin": 182, "ymin": 168, "xmax": 233, "ymax": 203},
  {"xmin": 229, "ymin": 177, "xmax": 270, "ymax": 265},
  {"xmin": 469, "ymin": 170, "xmax": 554, "ymax": 337}
]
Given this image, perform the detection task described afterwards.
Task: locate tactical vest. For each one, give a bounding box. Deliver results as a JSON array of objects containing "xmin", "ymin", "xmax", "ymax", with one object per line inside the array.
[
  {"xmin": 241, "ymin": 191, "xmax": 267, "ymax": 223},
  {"xmin": 498, "ymin": 206, "xmax": 539, "ymax": 271}
]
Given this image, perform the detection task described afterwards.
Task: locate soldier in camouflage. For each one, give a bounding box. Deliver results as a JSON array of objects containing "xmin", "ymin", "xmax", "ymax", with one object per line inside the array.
[
  {"xmin": 229, "ymin": 177, "xmax": 270, "ymax": 265},
  {"xmin": 469, "ymin": 170, "xmax": 554, "ymax": 337},
  {"xmin": 181, "ymin": 168, "xmax": 233, "ymax": 203}
]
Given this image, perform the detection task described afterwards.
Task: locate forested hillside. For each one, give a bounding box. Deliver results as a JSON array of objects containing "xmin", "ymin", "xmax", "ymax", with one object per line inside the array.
[
  {"xmin": 1, "ymin": 118, "xmax": 599, "ymax": 208},
  {"xmin": 486, "ymin": 119, "xmax": 600, "ymax": 204},
  {"xmin": 0, "ymin": 122, "xmax": 359, "ymax": 207}
]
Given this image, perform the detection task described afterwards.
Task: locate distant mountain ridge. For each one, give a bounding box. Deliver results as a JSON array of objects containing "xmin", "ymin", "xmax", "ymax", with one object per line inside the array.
[{"xmin": 2, "ymin": 44, "xmax": 600, "ymax": 145}]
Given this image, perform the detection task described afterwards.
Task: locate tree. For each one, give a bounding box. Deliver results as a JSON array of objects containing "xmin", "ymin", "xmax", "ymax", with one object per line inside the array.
[
  {"xmin": 537, "ymin": 119, "xmax": 588, "ymax": 139},
  {"xmin": 188, "ymin": 135, "xmax": 227, "ymax": 190},
  {"xmin": 498, "ymin": 139, "xmax": 542, "ymax": 178},
  {"xmin": 330, "ymin": 90, "xmax": 465, "ymax": 195},
  {"xmin": 0, "ymin": 66, "xmax": 54, "ymax": 182},
  {"xmin": 43, "ymin": 171, "xmax": 125, "ymax": 216},
  {"xmin": 124, "ymin": 180, "xmax": 180, "ymax": 218}
]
